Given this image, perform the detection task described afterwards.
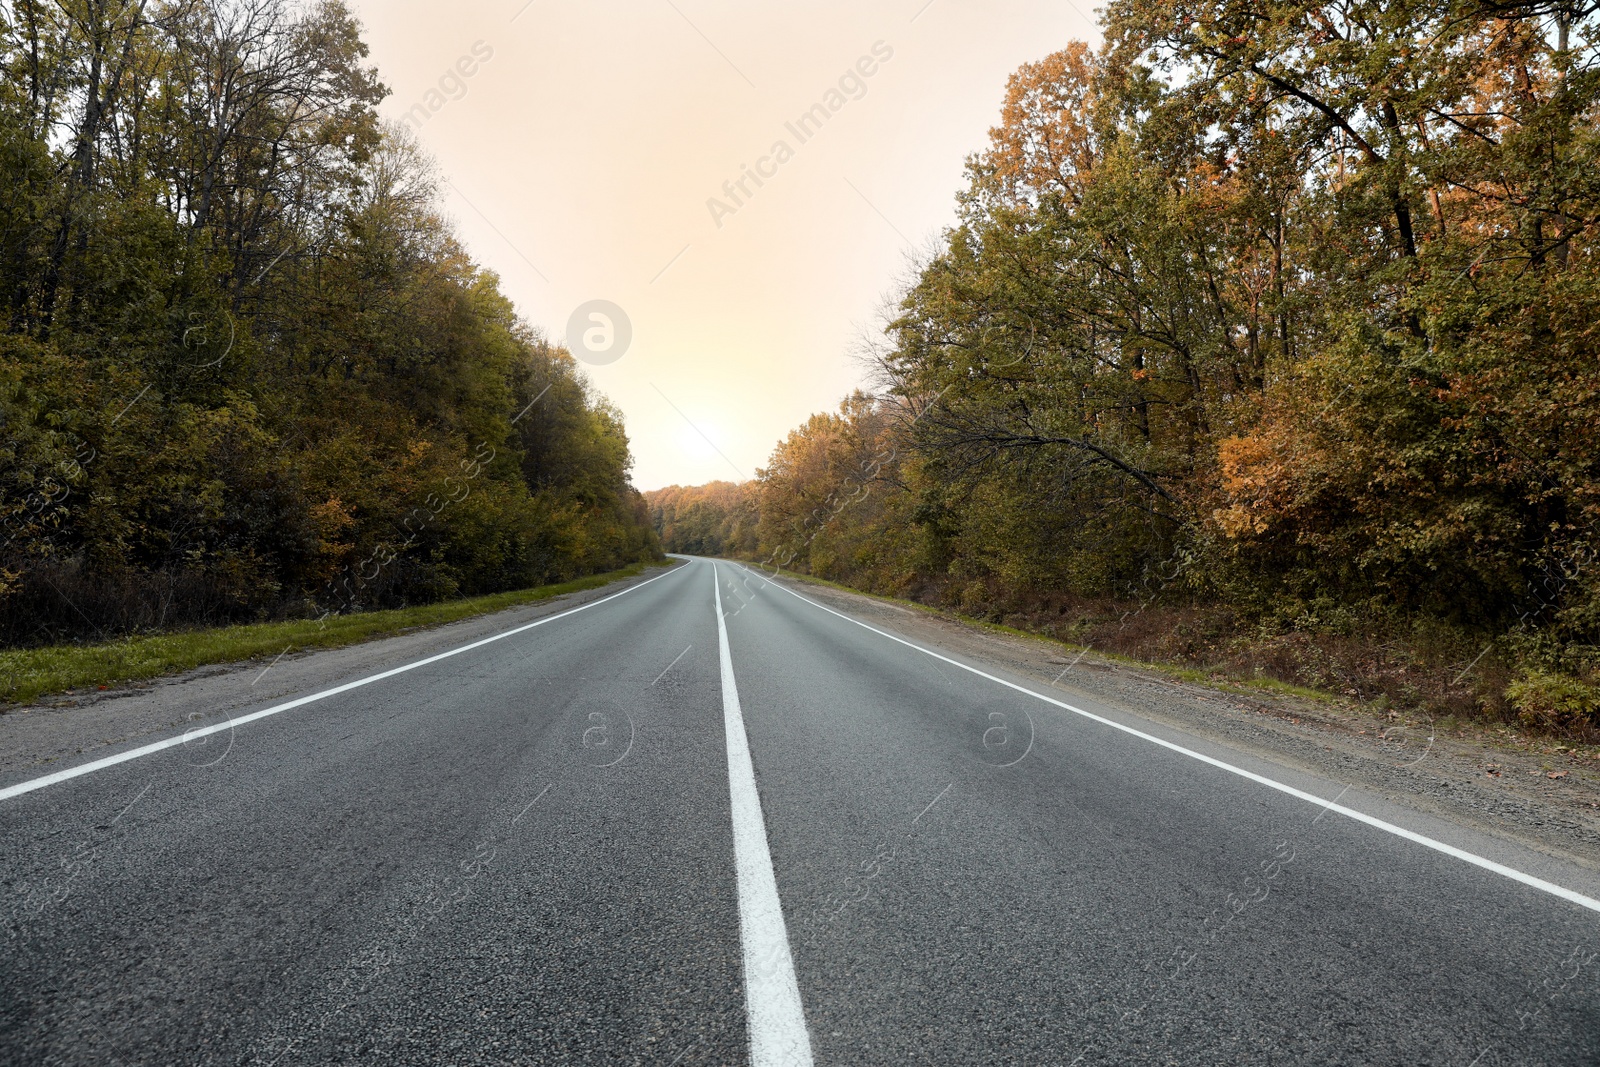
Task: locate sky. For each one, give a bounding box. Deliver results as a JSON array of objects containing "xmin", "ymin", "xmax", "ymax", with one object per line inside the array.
[{"xmin": 346, "ymin": 0, "xmax": 1099, "ymax": 490}]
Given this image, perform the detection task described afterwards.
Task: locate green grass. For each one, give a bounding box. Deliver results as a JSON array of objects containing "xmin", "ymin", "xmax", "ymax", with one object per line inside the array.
[{"xmin": 0, "ymin": 560, "xmax": 676, "ymax": 706}]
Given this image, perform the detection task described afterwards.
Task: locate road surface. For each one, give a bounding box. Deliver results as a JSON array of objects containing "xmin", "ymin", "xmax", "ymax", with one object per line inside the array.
[{"xmin": 2, "ymin": 556, "xmax": 1597, "ymax": 1065}]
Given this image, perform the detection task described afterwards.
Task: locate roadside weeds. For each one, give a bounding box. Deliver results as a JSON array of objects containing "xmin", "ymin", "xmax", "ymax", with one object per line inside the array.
[{"xmin": 0, "ymin": 560, "xmax": 676, "ymax": 708}]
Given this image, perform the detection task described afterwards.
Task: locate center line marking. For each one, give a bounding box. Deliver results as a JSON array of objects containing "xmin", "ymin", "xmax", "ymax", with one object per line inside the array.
[{"xmin": 713, "ymin": 563, "xmax": 813, "ymax": 1066}]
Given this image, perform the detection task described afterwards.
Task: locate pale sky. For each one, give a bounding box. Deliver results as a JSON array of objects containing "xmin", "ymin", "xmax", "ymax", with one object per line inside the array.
[{"xmin": 348, "ymin": 0, "xmax": 1099, "ymax": 490}]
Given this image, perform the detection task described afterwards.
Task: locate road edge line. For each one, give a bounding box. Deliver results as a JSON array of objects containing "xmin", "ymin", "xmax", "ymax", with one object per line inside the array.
[
  {"xmin": 736, "ymin": 563, "xmax": 1600, "ymax": 917},
  {"xmin": 0, "ymin": 564, "xmax": 686, "ymax": 803}
]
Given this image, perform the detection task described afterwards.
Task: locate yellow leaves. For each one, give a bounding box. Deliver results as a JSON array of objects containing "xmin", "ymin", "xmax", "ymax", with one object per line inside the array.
[
  {"xmin": 1216, "ymin": 437, "xmax": 1269, "ymax": 536},
  {"xmin": 308, "ymin": 497, "xmax": 357, "ymax": 560},
  {"xmin": 1213, "ymin": 502, "xmax": 1271, "ymax": 537},
  {"xmin": 1213, "ymin": 421, "xmax": 1329, "ymax": 539},
  {"xmin": 1217, "ymin": 434, "xmax": 1288, "ymax": 512},
  {"xmin": 309, "ymin": 496, "xmax": 355, "ymax": 533},
  {"xmin": 982, "ymin": 42, "xmax": 1100, "ymax": 205},
  {"xmin": 386, "ymin": 439, "xmax": 436, "ymax": 497}
]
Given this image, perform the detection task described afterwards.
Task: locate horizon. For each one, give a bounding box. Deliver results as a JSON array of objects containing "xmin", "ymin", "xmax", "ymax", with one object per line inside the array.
[{"xmin": 347, "ymin": 0, "xmax": 1096, "ymax": 490}]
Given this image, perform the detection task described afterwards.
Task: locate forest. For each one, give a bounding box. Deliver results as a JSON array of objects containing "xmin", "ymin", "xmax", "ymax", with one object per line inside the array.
[
  {"xmin": 649, "ymin": 0, "xmax": 1600, "ymax": 736},
  {"xmin": 0, "ymin": 0, "xmax": 659, "ymax": 650}
]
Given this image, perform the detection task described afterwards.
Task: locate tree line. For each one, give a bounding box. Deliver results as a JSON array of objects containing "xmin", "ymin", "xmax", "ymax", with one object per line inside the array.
[
  {"xmin": 0, "ymin": 0, "xmax": 658, "ymax": 648},
  {"xmin": 650, "ymin": 0, "xmax": 1600, "ymax": 734}
]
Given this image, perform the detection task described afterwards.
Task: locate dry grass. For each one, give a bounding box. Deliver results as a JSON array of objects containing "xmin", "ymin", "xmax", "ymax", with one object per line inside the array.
[{"xmin": 886, "ymin": 576, "xmax": 1576, "ymax": 736}]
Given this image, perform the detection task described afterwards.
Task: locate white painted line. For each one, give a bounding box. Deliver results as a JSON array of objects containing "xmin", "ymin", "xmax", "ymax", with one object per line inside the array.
[
  {"xmin": 0, "ymin": 566, "xmax": 687, "ymax": 803},
  {"xmin": 735, "ymin": 564, "xmax": 1600, "ymax": 916},
  {"xmin": 713, "ymin": 563, "xmax": 814, "ymax": 1067}
]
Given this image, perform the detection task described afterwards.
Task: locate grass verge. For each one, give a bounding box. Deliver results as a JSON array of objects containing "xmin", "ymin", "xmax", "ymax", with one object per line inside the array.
[{"xmin": 0, "ymin": 561, "xmax": 673, "ymax": 707}]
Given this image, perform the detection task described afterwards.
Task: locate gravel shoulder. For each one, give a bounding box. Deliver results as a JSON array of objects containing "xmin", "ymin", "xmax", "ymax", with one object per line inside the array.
[{"xmin": 767, "ymin": 569, "xmax": 1600, "ymax": 873}]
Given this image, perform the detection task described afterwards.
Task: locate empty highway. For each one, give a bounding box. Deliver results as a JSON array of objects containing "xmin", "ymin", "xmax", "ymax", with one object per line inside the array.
[{"xmin": 2, "ymin": 557, "xmax": 1597, "ymax": 1065}]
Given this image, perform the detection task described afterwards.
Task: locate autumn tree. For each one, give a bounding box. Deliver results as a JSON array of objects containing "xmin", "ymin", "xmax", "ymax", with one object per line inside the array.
[{"xmin": 0, "ymin": 0, "xmax": 658, "ymax": 649}]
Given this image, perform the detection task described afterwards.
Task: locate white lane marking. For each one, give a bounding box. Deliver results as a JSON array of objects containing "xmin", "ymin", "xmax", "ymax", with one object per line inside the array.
[
  {"xmin": 0, "ymin": 566, "xmax": 688, "ymax": 803},
  {"xmin": 735, "ymin": 564, "xmax": 1600, "ymax": 916},
  {"xmin": 713, "ymin": 563, "xmax": 814, "ymax": 1067}
]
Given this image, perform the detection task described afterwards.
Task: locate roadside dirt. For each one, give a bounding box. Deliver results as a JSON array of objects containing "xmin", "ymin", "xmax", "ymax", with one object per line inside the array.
[{"xmin": 776, "ymin": 572, "xmax": 1600, "ymax": 873}]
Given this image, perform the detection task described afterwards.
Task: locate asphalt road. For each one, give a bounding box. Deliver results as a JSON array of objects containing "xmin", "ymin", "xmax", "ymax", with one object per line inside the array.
[{"xmin": 2, "ymin": 556, "xmax": 1597, "ymax": 1066}]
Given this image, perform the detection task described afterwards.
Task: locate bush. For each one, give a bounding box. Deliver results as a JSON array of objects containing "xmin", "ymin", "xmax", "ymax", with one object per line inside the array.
[{"xmin": 1506, "ymin": 670, "xmax": 1600, "ymax": 735}]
